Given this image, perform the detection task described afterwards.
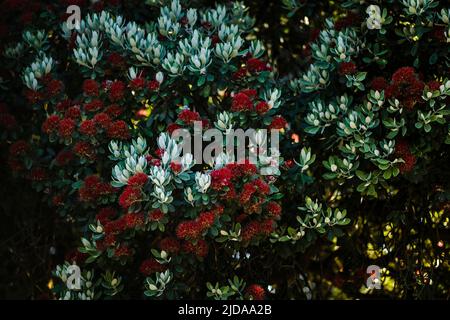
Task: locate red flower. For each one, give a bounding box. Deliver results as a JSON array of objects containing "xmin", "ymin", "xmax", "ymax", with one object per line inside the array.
[
  {"xmin": 109, "ymin": 80, "xmax": 126, "ymax": 101},
  {"xmin": 58, "ymin": 118, "xmax": 76, "ymax": 139},
  {"xmin": 395, "ymin": 140, "xmax": 417, "ymax": 173},
  {"xmin": 107, "ymin": 120, "xmax": 130, "ymax": 139},
  {"xmin": 178, "ymin": 109, "xmax": 201, "ymax": 124},
  {"xmin": 392, "ymin": 67, "xmax": 416, "ymax": 83},
  {"xmin": 246, "ymin": 284, "xmax": 265, "ymax": 300},
  {"xmin": 25, "ymin": 89, "xmax": 42, "ymax": 103},
  {"xmin": 149, "ymin": 209, "xmax": 164, "ymax": 221},
  {"xmin": 255, "ymin": 101, "xmax": 270, "ymax": 114},
  {"xmin": 182, "ymin": 239, "xmax": 209, "ymax": 257},
  {"xmin": 139, "ymin": 258, "xmax": 166, "ymax": 276},
  {"xmin": 240, "ymin": 183, "xmax": 256, "ymax": 203},
  {"xmin": 268, "ymin": 116, "xmax": 287, "ymax": 130},
  {"xmin": 83, "ymin": 79, "xmax": 99, "ymax": 96},
  {"xmin": 241, "ymin": 221, "xmax": 260, "ymax": 242},
  {"xmin": 176, "ymin": 221, "xmax": 201, "ymax": 239},
  {"xmin": 159, "ymin": 237, "xmax": 181, "ymax": 254},
  {"xmin": 56, "ymin": 99, "xmax": 72, "ymax": 112},
  {"xmin": 167, "ymin": 123, "xmax": 180, "ymax": 134},
  {"xmin": 73, "ymin": 141, "xmax": 96, "ymax": 161},
  {"xmin": 79, "ymin": 119, "xmax": 97, "ymax": 136},
  {"xmin": 93, "ymin": 112, "xmax": 112, "ymax": 129},
  {"xmin": 148, "ymin": 80, "xmax": 160, "ymax": 91},
  {"xmin": 65, "ymin": 106, "xmax": 82, "ymax": 120},
  {"xmin": 42, "ymin": 115, "xmax": 60, "ymax": 134},
  {"xmin": 170, "ymin": 161, "xmax": 182, "ymax": 173},
  {"xmin": 9, "ymin": 140, "xmax": 29, "ymax": 157},
  {"xmin": 370, "ymin": 77, "xmax": 388, "ymax": 91},
  {"xmin": 46, "ymin": 79, "xmax": 63, "ymax": 97},
  {"xmin": 197, "ymin": 211, "xmax": 216, "ymax": 230},
  {"xmin": 211, "ymin": 167, "xmax": 233, "ymax": 190},
  {"xmin": 119, "ymin": 186, "xmax": 142, "ymax": 209},
  {"xmin": 231, "ymin": 92, "xmax": 253, "ymax": 112},
  {"xmin": 128, "ymin": 172, "xmax": 148, "ymax": 188},
  {"xmin": 246, "ymin": 58, "xmax": 270, "ymax": 73},
  {"xmin": 96, "ymin": 207, "xmax": 117, "ymax": 225},
  {"xmin": 130, "ymin": 77, "xmax": 146, "ymax": 91},
  {"xmin": 79, "ymin": 175, "xmax": 102, "ymax": 202},
  {"xmin": 114, "ymin": 245, "xmax": 132, "ymax": 257},
  {"xmin": 338, "ymin": 61, "xmax": 357, "ymax": 75},
  {"xmin": 240, "ymin": 162, "xmax": 258, "ymax": 176},
  {"xmin": 84, "ymin": 99, "xmax": 103, "ymax": 113},
  {"xmin": 122, "ymin": 212, "xmax": 145, "ymax": 229},
  {"xmin": 267, "ymin": 201, "xmax": 281, "ymax": 217},
  {"xmin": 387, "ymin": 67, "xmax": 424, "ymax": 109},
  {"xmin": 105, "ymin": 104, "xmax": 123, "ymax": 118},
  {"xmin": 254, "ymin": 178, "xmax": 270, "ymax": 195},
  {"xmin": 233, "ymin": 67, "xmax": 248, "ymax": 79},
  {"xmin": 427, "ymin": 80, "xmax": 441, "ymax": 91}
]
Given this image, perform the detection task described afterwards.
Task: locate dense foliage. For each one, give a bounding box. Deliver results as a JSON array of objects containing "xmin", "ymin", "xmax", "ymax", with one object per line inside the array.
[{"xmin": 0, "ymin": 0, "xmax": 449, "ymax": 299}]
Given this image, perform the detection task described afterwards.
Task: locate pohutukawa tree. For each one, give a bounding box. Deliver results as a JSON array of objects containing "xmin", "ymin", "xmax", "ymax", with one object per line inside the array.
[{"xmin": 1, "ymin": 0, "xmax": 449, "ymax": 300}]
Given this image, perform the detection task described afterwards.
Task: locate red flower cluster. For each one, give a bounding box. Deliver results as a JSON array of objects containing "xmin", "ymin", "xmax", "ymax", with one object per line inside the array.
[
  {"xmin": 118, "ymin": 173, "xmax": 148, "ymax": 210},
  {"xmin": 268, "ymin": 115, "xmax": 287, "ymax": 130},
  {"xmin": 211, "ymin": 167, "xmax": 233, "ymax": 190},
  {"xmin": 176, "ymin": 207, "xmax": 222, "ymax": 240},
  {"xmin": 159, "ymin": 237, "xmax": 181, "ymax": 254},
  {"xmin": 395, "ymin": 140, "xmax": 417, "ymax": 173},
  {"xmin": 338, "ymin": 61, "xmax": 357, "ymax": 75},
  {"xmin": 96, "ymin": 207, "xmax": 117, "ymax": 225},
  {"xmin": 83, "ymin": 79, "xmax": 99, "ymax": 96},
  {"xmin": 79, "ymin": 175, "xmax": 117, "ymax": 203},
  {"xmin": 182, "ymin": 239, "xmax": 209, "ymax": 257},
  {"xmin": 178, "ymin": 109, "xmax": 201, "ymax": 125},
  {"xmin": 148, "ymin": 80, "xmax": 160, "ymax": 91},
  {"xmin": 114, "ymin": 245, "xmax": 132, "ymax": 258},
  {"xmin": 232, "ymin": 92, "xmax": 253, "ymax": 112},
  {"xmin": 149, "ymin": 209, "xmax": 165, "ymax": 221},
  {"xmin": 107, "ymin": 120, "xmax": 131, "ymax": 139},
  {"xmin": 128, "ymin": 172, "xmax": 148, "ymax": 188},
  {"xmin": 73, "ymin": 141, "xmax": 96, "ymax": 161},
  {"xmin": 65, "ymin": 106, "xmax": 82, "ymax": 120},
  {"xmin": 57, "ymin": 118, "xmax": 76, "ymax": 139},
  {"xmin": 108, "ymin": 80, "xmax": 126, "ymax": 102},
  {"xmin": 170, "ymin": 161, "xmax": 182, "ymax": 173},
  {"xmin": 130, "ymin": 77, "xmax": 146, "ymax": 91},
  {"xmin": 233, "ymin": 56, "xmax": 271, "ymax": 79},
  {"xmin": 139, "ymin": 258, "xmax": 167, "ymax": 276},
  {"xmin": 245, "ymin": 284, "xmax": 266, "ymax": 300},
  {"xmin": 385, "ymin": 67, "xmax": 424, "ymax": 110},
  {"xmin": 370, "ymin": 77, "xmax": 388, "ymax": 91},
  {"xmin": 119, "ymin": 186, "xmax": 142, "ymax": 209},
  {"xmin": 266, "ymin": 201, "xmax": 282, "ymax": 218},
  {"xmin": 167, "ymin": 123, "xmax": 181, "ymax": 134},
  {"xmin": 84, "ymin": 99, "xmax": 103, "ymax": 113},
  {"xmin": 241, "ymin": 219, "xmax": 275, "ymax": 242},
  {"xmin": 79, "ymin": 119, "xmax": 97, "ymax": 136}
]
